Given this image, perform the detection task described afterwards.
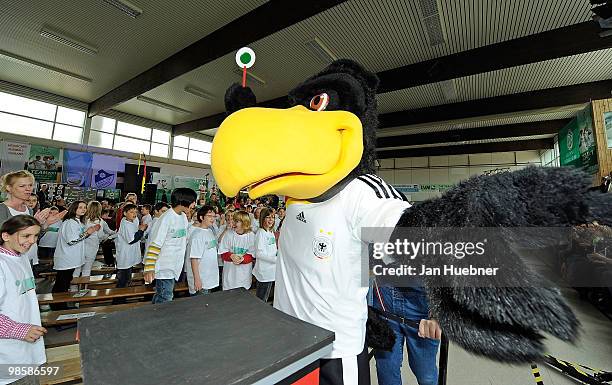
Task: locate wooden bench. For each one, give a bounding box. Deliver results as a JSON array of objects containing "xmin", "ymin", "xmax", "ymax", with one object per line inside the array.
[
  {"xmin": 37, "ymin": 282, "xmax": 189, "ymax": 305},
  {"xmin": 71, "ymin": 273, "xmax": 144, "ymax": 289},
  {"xmin": 39, "ymin": 344, "xmax": 81, "ymax": 385},
  {"xmin": 41, "ymin": 302, "xmax": 150, "ymax": 327}
]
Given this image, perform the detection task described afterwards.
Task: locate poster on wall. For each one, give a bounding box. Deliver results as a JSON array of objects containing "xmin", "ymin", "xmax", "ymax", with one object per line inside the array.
[
  {"xmin": 27, "ymin": 145, "xmax": 61, "ymax": 182},
  {"xmin": 64, "ymin": 186, "xmax": 97, "ymax": 204},
  {"xmin": 604, "ymin": 111, "xmax": 612, "ymax": 148},
  {"xmin": 559, "ymin": 105, "xmax": 598, "ymax": 174},
  {"xmin": 62, "ymin": 150, "xmax": 93, "ymax": 187},
  {"xmin": 151, "ymin": 173, "xmax": 174, "ymax": 203},
  {"xmin": 173, "ymin": 175, "xmax": 208, "ymax": 195},
  {"xmin": 90, "ymin": 154, "xmax": 124, "ymax": 189},
  {"xmin": 103, "ymin": 189, "xmax": 122, "ymax": 201},
  {"xmin": 0, "ymin": 141, "xmax": 31, "ymax": 176}
]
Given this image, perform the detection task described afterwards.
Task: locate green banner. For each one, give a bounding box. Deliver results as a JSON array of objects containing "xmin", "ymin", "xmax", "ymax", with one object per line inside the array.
[
  {"xmin": 173, "ymin": 175, "xmax": 208, "ymax": 194},
  {"xmin": 559, "ymin": 105, "xmax": 598, "ymax": 174},
  {"xmin": 27, "ymin": 145, "xmax": 61, "ymax": 182}
]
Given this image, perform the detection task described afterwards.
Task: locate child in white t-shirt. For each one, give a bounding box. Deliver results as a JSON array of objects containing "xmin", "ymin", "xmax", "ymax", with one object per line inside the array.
[
  {"xmin": 140, "ymin": 204, "xmax": 153, "ymax": 255},
  {"xmin": 185, "ymin": 205, "xmax": 219, "ymax": 295},
  {"xmin": 52, "ymin": 201, "xmax": 100, "ymax": 309},
  {"xmin": 0, "ymin": 215, "xmax": 46, "ymax": 385},
  {"xmin": 144, "ymin": 202, "xmax": 169, "ymax": 258},
  {"xmin": 37, "ymin": 206, "xmax": 61, "ymax": 259},
  {"xmin": 143, "ymin": 188, "xmax": 197, "ymax": 304},
  {"xmin": 116, "ymin": 204, "xmax": 147, "ymax": 290},
  {"xmin": 219, "ymin": 210, "xmax": 255, "ymax": 290},
  {"xmin": 253, "ymin": 207, "xmax": 277, "ymax": 302}
]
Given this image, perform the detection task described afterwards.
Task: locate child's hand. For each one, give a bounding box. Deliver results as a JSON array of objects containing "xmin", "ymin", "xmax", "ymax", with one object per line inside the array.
[
  {"xmin": 194, "ymin": 277, "xmax": 203, "ymax": 291},
  {"xmin": 144, "ymin": 271, "xmax": 155, "ymax": 284},
  {"xmin": 86, "ymin": 224, "xmax": 101, "ymax": 234},
  {"xmin": 139, "ymin": 223, "xmax": 148, "ymax": 231},
  {"xmin": 230, "ymin": 254, "xmax": 243, "ymax": 265},
  {"xmin": 24, "ymin": 325, "xmax": 47, "ymax": 342}
]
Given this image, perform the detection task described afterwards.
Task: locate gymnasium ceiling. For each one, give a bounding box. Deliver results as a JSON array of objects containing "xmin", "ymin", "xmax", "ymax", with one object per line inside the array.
[{"xmin": 1, "ymin": 0, "xmax": 611, "ymax": 157}]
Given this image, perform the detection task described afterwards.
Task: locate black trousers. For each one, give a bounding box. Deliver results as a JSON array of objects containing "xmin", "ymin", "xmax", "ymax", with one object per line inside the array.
[
  {"xmin": 50, "ymin": 268, "xmax": 75, "ymax": 310},
  {"xmin": 319, "ymin": 342, "xmax": 370, "ymax": 385},
  {"xmin": 113, "ymin": 267, "xmax": 133, "ymax": 304},
  {"xmin": 102, "ymin": 240, "xmax": 115, "ymax": 266}
]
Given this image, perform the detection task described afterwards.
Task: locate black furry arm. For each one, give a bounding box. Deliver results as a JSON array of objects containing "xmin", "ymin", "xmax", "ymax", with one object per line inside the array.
[
  {"xmin": 385, "ymin": 166, "xmax": 612, "ymax": 362},
  {"xmin": 398, "ymin": 166, "xmax": 612, "ymax": 228}
]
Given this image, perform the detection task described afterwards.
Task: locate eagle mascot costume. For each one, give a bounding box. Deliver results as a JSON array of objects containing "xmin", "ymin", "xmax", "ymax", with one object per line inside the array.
[{"xmin": 211, "ymin": 59, "xmax": 611, "ymax": 384}]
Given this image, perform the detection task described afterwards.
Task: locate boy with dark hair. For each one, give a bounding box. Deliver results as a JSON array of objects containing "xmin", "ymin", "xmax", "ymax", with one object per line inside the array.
[
  {"xmin": 115, "ymin": 204, "xmax": 147, "ymax": 289},
  {"xmin": 143, "ymin": 188, "xmax": 197, "ymax": 303}
]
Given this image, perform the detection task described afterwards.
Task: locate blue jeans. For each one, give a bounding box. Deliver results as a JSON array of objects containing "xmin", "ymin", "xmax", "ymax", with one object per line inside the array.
[
  {"xmin": 373, "ymin": 286, "xmax": 439, "ymax": 385},
  {"xmin": 152, "ymin": 279, "xmax": 175, "ymax": 304}
]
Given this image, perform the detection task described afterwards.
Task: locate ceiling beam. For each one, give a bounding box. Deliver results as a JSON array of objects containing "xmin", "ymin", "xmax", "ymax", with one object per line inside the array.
[
  {"xmin": 173, "ymin": 21, "xmax": 612, "ymax": 136},
  {"xmin": 376, "ymin": 138, "xmax": 554, "ymax": 158},
  {"xmin": 376, "ymin": 119, "xmax": 568, "ymax": 148},
  {"xmin": 173, "ymin": 96, "xmax": 288, "ymax": 137},
  {"xmin": 88, "ymin": 0, "xmax": 347, "ymax": 118},
  {"xmin": 378, "ymin": 79, "xmax": 612, "ymax": 128},
  {"xmin": 376, "ymin": 21, "xmax": 612, "ymax": 93}
]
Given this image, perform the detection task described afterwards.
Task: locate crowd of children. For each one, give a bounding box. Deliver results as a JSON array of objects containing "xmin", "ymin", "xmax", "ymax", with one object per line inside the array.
[
  {"xmin": 0, "ymin": 171, "xmax": 284, "ymax": 384},
  {"xmin": 0, "ymin": 169, "xmax": 285, "ymax": 384}
]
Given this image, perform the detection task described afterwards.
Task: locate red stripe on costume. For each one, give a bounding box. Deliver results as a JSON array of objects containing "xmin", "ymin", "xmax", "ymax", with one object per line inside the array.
[{"xmin": 292, "ymin": 368, "xmax": 319, "ymax": 385}]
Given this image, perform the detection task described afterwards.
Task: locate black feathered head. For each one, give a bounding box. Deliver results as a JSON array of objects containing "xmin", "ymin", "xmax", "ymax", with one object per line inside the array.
[{"xmin": 212, "ymin": 59, "xmax": 379, "ymax": 199}]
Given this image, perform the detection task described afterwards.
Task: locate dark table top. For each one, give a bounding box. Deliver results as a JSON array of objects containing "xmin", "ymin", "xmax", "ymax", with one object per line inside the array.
[{"xmin": 79, "ymin": 289, "xmax": 335, "ymax": 385}]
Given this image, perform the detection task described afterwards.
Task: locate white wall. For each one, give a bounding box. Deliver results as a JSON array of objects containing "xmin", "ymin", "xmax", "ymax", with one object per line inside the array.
[
  {"xmin": 123, "ymin": 159, "xmax": 211, "ymax": 178},
  {"xmin": 377, "ymin": 150, "xmax": 542, "ymax": 201}
]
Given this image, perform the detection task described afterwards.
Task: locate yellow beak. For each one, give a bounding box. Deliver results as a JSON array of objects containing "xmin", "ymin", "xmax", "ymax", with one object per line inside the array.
[{"xmin": 211, "ymin": 105, "xmax": 363, "ymax": 199}]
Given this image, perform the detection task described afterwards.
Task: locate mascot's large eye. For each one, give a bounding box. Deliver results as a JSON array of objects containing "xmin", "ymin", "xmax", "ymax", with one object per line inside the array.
[{"xmin": 309, "ymin": 93, "xmax": 329, "ymax": 111}]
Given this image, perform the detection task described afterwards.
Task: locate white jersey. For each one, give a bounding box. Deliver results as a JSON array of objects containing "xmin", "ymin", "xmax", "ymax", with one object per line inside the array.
[
  {"xmin": 0, "ymin": 249, "xmax": 45, "ymax": 384},
  {"xmin": 219, "ymin": 230, "xmax": 255, "ymax": 290},
  {"xmin": 146, "ymin": 209, "xmax": 188, "ymax": 280},
  {"xmin": 38, "ymin": 221, "xmax": 61, "ymax": 248},
  {"xmin": 253, "ymin": 228, "xmax": 277, "ymax": 282},
  {"xmin": 185, "ymin": 227, "xmax": 219, "ymax": 293},
  {"xmin": 274, "ymin": 175, "xmax": 410, "ymax": 358},
  {"xmin": 54, "ymin": 219, "xmax": 86, "ymax": 270},
  {"xmin": 251, "ymin": 216, "xmax": 260, "ymax": 233},
  {"xmin": 115, "ymin": 218, "xmax": 142, "ymax": 269},
  {"xmin": 84, "ymin": 219, "xmax": 106, "ymax": 262},
  {"xmin": 141, "ymin": 213, "xmax": 152, "ymax": 241}
]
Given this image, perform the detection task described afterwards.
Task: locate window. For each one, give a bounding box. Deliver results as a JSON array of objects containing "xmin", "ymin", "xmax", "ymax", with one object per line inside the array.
[
  {"xmin": 56, "ymin": 107, "xmax": 85, "ymax": 127},
  {"xmin": 117, "ymin": 121, "xmax": 151, "ymax": 140},
  {"xmin": 88, "ymin": 130, "xmax": 114, "ymax": 148},
  {"xmin": 172, "ymin": 146, "xmax": 188, "ymax": 161},
  {"xmin": 0, "ymin": 112, "xmax": 53, "ymax": 138},
  {"xmin": 53, "ymin": 124, "xmax": 83, "ymax": 144},
  {"xmin": 0, "ymin": 92, "xmax": 56, "ymax": 121},
  {"xmin": 150, "ymin": 142, "xmax": 169, "ymax": 158},
  {"xmin": 88, "ymin": 115, "xmax": 170, "ymax": 157},
  {"xmin": 172, "ymin": 135, "xmax": 212, "ymax": 165},
  {"xmin": 152, "ymin": 129, "xmax": 169, "ymax": 144},
  {"xmin": 188, "ymin": 150, "xmax": 210, "ymax": 164},
  {"xmin": 90, "ymin": 116, "xmax": 115, "ymax": 133},
  {"xmin": 0, "ymin": 91, "xmax": 85, "ymax": 144},
  {"xmin": 113, "ymin": 135, "xmax": 151, "ymax": 154}
]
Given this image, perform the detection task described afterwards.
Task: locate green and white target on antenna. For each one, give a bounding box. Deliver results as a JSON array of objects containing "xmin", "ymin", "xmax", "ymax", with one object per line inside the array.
[{"xmin": 236, "ymin": 47, "xmax": 255, "ymax": 68}]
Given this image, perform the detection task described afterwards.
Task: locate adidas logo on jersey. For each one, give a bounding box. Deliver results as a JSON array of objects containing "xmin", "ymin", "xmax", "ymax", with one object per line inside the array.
[{"xmin": 296, "ymin": 211, "xmax": 307, "ymax": 223}]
